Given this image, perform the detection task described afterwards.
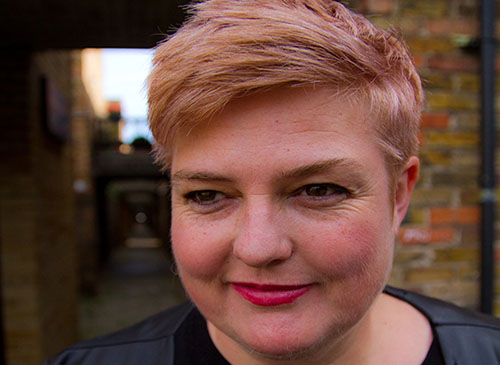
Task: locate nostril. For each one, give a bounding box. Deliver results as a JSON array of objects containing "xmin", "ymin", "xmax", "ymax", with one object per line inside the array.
[{"xmin": 267, "ymin": 258, "xmax": 287, "ymax": 267}]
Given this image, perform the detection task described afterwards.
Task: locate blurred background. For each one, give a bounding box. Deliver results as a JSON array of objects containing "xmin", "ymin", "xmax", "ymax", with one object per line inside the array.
[{"xmin": 0, "ymin": 0, "xmax": 499, "ymax": 364}]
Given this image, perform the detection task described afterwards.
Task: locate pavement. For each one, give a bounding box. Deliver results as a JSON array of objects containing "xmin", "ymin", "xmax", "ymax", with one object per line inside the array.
[{"xmin": 79, "ymin": 246, "xmax": 187, "ymax": 340}]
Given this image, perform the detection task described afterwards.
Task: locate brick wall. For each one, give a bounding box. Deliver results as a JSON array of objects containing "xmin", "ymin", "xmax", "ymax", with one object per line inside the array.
[
  {"xmin": 351, "ymin": 0, "xmax": 499, "ymax": 315},
  {"xmin": 0, "ymin": 50, "xmax": 79, "ymax": 364},
  {"xmin": 71, "ymin": 51, "xmax": 100, "ymax": 296}
]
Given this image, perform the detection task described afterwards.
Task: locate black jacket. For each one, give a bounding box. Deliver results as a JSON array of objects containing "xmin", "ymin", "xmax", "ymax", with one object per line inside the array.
[{"xmin": 46, "ymin": 286, "xmax": 500, "ymax": 364}]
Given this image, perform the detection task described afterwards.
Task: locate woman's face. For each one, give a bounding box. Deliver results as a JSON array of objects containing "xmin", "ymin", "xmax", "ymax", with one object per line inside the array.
[{"xmin": 170, "ymin": 87, "xmax": 412, "ymax": 362}]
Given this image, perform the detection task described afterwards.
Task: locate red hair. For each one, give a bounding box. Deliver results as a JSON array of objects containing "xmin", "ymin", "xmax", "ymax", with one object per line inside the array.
[{"xmin": 148, "ymin": 0, "xmax": 423, "ymax": 174}]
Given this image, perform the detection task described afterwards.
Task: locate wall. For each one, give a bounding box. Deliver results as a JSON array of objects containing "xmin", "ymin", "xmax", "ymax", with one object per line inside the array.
[
  {"xmin": 0, "ymin": 50, "xmax": 79, "ymax": 364},
  {"xmin": 72, "ymin": 51, "xmax": 100, "ymax": 295},
  {"xmin": 351, "ymin": 0, "xmax": 499, "ymax": 315}
]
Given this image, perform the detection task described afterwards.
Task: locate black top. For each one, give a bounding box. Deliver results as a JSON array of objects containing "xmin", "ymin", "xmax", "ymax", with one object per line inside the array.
[
  {"xmin": 45, "ymin": 286, "xmax": 500, "ymax": 365},
  {"xmin": 422, "ymin": 333, "xmax": 445, "ymax": 365},
  {"xmin": 174, "ymin": 305, "xmax": 444, "ymax": 365},
  {"xmin": 174, "ymin": 308, "xmax": 229, "ymax": 364}
]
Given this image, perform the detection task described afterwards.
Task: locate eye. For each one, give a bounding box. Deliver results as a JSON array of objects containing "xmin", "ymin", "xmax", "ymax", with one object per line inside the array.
[
  {"xmin": 185, "ymin": 190, "xmax": 226, "ymax": 206},
  {"xmin": 302, "ymin": 184, "xmax": 348, "ymax": 197},
  {"xmin": 292, "ymin": 183, "xmax": 350, "ymax": 208}
]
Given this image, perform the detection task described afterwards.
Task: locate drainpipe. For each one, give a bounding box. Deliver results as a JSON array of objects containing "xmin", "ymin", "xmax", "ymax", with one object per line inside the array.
[
  {"xmin": 480, "ymin": 0, "xmax": 496, "ymax": 315},
  {"xmin": 0, "ymin": 222, "xmax": 4, "ymax": 365}
]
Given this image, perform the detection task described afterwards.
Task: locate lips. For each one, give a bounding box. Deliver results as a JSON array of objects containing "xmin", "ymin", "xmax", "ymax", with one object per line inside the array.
[{"xmin": 232, "ymin": 282, "xmax": 312, "ymax": 306}]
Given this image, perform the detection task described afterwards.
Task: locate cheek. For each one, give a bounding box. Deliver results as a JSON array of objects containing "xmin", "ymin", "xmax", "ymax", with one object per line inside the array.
[
  {"xmin": 300, "ymin": 217, "xmax": 393, "ymax": 281},
  {"xmin": 171, "ymin": 215, "xmax": 232, "ymax": 280}
]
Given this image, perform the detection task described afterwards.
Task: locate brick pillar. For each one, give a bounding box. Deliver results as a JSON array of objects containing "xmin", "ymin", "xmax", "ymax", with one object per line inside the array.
[
  {"xmin": 0, "ymin": 49, "xmax": 44, "ymax": 365},
  {"xmin": 0, "ymin": 49, "xmax": 79, "ymax": 364},
  {"xmin": 71, "ymin": 51, "xmax": 100, "ymax": 295}
]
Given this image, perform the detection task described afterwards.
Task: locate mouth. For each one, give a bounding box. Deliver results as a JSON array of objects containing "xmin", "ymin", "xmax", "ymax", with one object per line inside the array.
[{"xmin": 231, "ymin": 282, "xmax": 312, "ymax": 306}]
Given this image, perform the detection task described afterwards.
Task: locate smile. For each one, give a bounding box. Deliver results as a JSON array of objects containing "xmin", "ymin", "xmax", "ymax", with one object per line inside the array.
[{"xmin": 231, "ymin": 282, "xmax": 312, "ymax": 306}]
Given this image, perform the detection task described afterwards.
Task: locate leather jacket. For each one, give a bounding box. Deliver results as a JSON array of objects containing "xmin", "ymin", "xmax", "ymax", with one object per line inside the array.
[
  {"xmin": 384, "ymin": 286, "xmax": 500, "ymax": 364},
  {"xmin": 46, "ymin": 286, "xmax": 500, "ymax": 364}
]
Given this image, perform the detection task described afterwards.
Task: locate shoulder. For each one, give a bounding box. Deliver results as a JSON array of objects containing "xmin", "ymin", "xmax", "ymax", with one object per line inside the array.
[
  {"xmin": 45, "ymin": 301, "xmax": 195, "ymax": 365},
  {"xmin": 384, "ymin": 286, "xmax": 500, "ymax": 328},
  {"xmin": 385, "ymin": 286, "xmax": 500, "ymax": 364}
]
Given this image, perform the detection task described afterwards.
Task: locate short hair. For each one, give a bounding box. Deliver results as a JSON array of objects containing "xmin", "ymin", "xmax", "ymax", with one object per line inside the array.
[{"xmin": 148, "ymin": 0, "xmax": 423, "ymax": 174}]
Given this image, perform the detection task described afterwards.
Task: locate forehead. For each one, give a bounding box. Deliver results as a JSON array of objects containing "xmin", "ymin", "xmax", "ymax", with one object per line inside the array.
[
  {"xmin": 170, "ymin": 87, "xmax": 385, "ymax": 183},
  {"xmin": 173, "ymin": 88, "xmax": 369, "ymax": 147}
]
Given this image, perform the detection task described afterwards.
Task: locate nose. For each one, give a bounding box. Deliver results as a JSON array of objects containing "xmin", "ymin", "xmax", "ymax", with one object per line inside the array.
[{"xmin": 232, "ymin": 197, "xmax": 293, "ymax": 267}]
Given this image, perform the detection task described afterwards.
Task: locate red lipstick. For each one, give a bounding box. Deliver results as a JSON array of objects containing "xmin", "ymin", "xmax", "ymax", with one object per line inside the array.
[{"xmin": 232, "ymin": 283, "xmax": 312, "ymax": 306}]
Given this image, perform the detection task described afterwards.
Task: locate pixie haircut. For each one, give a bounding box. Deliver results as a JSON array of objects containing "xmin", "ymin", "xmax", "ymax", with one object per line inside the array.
[{"xmin": 148, "ymin": 0, "xmax": 423, "ymax": 174}]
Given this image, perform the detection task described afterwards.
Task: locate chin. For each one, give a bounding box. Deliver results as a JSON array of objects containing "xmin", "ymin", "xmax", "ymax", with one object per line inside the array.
[
  {"xmin": 241, "ymin": 339, "xmax": 311, "ymax": 360},
  {"xmin": 241, "ymin": 332, "xmax": 341, "ymax": 363},
  {"xmin": 233, "ymin": 318, "xmax": 347, "ymax": 363},
  {"xmin": 253, "ymin": 347, "xmax": 316, "ymax": 362}
]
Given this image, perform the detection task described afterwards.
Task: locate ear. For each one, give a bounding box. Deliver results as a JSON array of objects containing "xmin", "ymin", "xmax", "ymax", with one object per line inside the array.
[{"xmin": 393, "ymin": 156, "xmax": 420, "ymax": 232}]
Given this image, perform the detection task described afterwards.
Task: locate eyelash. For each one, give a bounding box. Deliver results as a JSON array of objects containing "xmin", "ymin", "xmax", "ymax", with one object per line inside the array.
[
  {"xmin": 183, "ymin": 183, "xmax": 350, "ymax": 210},
  {"xmin": 184, "ymin": 190, "xmax": 226, "ymax": 206},
  {"xmin": 293, "ymin": 183, "xmax": 349, "ymax": 198}
]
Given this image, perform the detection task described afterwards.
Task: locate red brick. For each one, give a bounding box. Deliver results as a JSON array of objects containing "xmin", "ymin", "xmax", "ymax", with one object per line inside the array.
[
  {"xmin": 430, "ymin": 206, "xmax": 480, "ymax": 225},
  {"xmin": 428, "ymin": 55, "xmax": 479, "ymax": 72},
  {"xmin": 427, "ymin": 19, "xmax": 479, "ymax": 36},
  {"xmin": 418, "ymin": 130, "xmax": 424, "ymax": 146},
  {"xmin": 398, "ymin": 227, "xmax": 455, "ymax": 244},
  {"xmin": 420, "ymin": 113, "xmax": 449, "ymax": 129},
  {"xmin": 412, "ymin": 54, "xmax": 425, "ymax": 69},
  {"xmin": 364, "ymin": 0, "xmax": 393, "ymax": 14}
]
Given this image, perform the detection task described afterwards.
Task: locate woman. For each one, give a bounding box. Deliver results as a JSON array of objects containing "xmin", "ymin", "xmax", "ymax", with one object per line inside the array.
[{"xmin": 48, "ymin": 1, "xmax": 500, "ymax": 364}]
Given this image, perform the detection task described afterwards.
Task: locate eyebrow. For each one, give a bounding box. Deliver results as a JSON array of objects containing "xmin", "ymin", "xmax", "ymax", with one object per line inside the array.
[
  {"xmin": 278, "ymin": 159, "xmax": 366, "ymax": 181},
  {"xmin": 171, "ymin": 158, "xmax": 368, "ymax": 185},
  {"xmin": 171, "ymin": 171, "xmax": 235, "ymax": 184}
]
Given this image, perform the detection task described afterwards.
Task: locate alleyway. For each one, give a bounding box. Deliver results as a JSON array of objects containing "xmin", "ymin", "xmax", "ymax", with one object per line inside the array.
[{"xmin": 79, "ymin": 246, "xmax": 187, "ymax": 340}]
